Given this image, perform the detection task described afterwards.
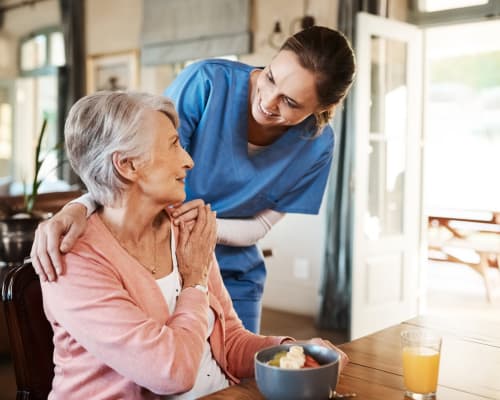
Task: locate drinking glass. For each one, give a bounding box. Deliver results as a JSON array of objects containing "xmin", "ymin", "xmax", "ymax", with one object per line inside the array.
[{"xmin": 401, "ymin": 330, "xmax": 442, "ymax": 399}]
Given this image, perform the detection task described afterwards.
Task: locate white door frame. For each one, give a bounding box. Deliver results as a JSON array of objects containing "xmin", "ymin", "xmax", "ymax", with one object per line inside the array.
[{"xmin": 351, "ymin": 12, "xmax": 423, "ymax": 340}]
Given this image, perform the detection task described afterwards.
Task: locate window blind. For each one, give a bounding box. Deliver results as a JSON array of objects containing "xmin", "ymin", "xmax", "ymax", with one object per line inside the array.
[{"xmin": 141, "ymin": 0, "xmax": 251, "ymax": 65}]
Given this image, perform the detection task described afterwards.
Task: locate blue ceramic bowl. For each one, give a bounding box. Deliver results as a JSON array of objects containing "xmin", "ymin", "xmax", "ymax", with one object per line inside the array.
[{"xmin": 255, "ymin": 343, "xmax": 340, "ymax": 400}]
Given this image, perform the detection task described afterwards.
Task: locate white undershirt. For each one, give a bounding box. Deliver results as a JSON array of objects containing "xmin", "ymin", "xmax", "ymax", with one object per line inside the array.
[
  {"xmin": 216, "ymin": 208, "xmax": 285, "ymax": 247},
  {"xmin": 156, "ymin": 229, "xmax": 229, "ymax": 399},
  {"xmin": 247, "ymin": 141, "xmax": 266, "ymax": 156}
]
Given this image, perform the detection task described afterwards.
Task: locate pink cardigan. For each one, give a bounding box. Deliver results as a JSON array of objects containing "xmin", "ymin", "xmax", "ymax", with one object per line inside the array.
[{"xmin": 41, "ymin": 214, "xmax": 286, "ymax": 399}]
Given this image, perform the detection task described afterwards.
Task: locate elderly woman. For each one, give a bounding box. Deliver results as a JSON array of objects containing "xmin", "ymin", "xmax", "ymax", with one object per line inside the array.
[{"xmin": 41, "ymin": 91, "xmax": 347, "ymax": 399}]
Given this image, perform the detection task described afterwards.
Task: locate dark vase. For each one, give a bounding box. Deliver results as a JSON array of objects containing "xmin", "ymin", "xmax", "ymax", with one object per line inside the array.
[{"xmin": 0, "ymin": 216, "xmax": 42, "ymax": 266}]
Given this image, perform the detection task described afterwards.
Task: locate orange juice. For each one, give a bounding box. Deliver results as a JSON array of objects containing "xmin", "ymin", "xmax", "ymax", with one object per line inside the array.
[{"xmin": 402, "ymin": 347, "xmax": 440, "ymax": 394}]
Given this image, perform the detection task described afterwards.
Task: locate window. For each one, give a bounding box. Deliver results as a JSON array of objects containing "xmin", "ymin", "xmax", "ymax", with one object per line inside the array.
[
  {"xmin": 410, "ymin": 0, "xmax": 500, "ymax": 26},
  {"xmin": 405, "ymin": 0, "xmax": 500, "ymax": 213},
  {"xmin": 20, "ymin": 34, "xmax": 47, "ymax": 71},
  {"xmin": 49, "ymin": 31, "xmax": 65, "ymax": 67},
  {"xmin": 418, "ymin": 0, "xmax": 488, "ymax": 12},
  {"xmin": 5, "ymin": 27, "xmax": 68, "ymax": 195},
  {"xmin": 423, "ymin": 19, "xmax": 500, "ymax": 211},
  {"xmin": 19, "ymin": 27, "xmax": 65, "ymax": 75}
]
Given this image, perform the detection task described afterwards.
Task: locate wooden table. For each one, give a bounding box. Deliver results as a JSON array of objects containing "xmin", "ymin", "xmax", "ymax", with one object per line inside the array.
[
  {"xmin": 199, "ymin": 315, "xmax": 500, "ymax": 399},
  {"xmin": 428, "ymin": 209, "xmax": 500, "ymax": 302}
]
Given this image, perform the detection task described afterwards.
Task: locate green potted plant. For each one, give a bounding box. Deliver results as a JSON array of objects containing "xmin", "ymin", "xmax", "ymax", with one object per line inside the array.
[{"xmin": 0, "ymin": 116, "xmax": 60, "ymax": 265}]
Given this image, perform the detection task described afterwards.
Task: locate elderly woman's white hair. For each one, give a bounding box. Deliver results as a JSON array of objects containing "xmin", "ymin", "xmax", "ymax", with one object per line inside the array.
[{"xmin": 65, "ymin": 91, "xmax": 179, "ymax": 206}]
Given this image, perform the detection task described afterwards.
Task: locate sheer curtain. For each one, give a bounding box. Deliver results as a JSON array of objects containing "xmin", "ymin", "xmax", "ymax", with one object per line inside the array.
[{"xmin": 317, "ymin": 0, "xmax": 383, "ymax": 331}]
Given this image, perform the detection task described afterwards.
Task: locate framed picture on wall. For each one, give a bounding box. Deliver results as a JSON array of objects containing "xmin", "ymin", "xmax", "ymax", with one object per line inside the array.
[{"xmin": 86, "ymin": 50, "xmax": 139, "ymax": 94}]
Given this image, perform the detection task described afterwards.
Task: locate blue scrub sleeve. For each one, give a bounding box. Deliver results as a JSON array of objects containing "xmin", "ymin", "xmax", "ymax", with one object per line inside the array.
[{"xmin": 164, "ymin": 63, "xmax": 211, "ymax": 150}]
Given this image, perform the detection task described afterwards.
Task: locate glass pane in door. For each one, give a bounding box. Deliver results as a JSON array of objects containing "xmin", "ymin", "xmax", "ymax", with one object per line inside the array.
[
  {"xmin": 424, "ymin": 20, "xmax": 500, "ymax": 212},
  {"xmin": 366, "ymin": 36, "xmax": 408, "ymax": 239}
]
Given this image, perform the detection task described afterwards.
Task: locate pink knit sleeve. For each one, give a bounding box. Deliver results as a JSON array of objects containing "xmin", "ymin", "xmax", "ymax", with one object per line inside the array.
[{"xmin": 207, "ymin": 255, "xmax": 291, "ymax": 378}]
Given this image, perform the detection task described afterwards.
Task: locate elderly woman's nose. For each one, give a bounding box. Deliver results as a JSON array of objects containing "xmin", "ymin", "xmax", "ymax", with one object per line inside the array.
[{"xmin": 184, "ymin": 151, "xmax": 194, "ymax": 169}]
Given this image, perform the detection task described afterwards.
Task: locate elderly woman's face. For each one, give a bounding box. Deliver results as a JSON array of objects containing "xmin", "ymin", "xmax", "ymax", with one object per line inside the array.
[{"xmin": 136, "ymin": 110, "xmax": 193, "ymax": 205}]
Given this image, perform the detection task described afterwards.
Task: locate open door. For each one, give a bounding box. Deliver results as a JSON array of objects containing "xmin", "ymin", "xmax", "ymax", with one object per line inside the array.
[{"xmin": 350, "ymin": 12, "xmax": 423, "ymax": 339}]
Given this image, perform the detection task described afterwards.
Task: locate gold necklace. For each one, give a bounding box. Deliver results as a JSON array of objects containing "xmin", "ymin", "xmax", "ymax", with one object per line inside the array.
[
  {"xmin": 110, "ymin": 224, "xmax": 158, "ymax": 275},
  {"xmin": 139, "ymin": 227, "xmax": 157, "ymax": 275},
  {"xmin": 100, "ymin": 213, "xmax": 166, "ymax": 276},
  {"xmin": 145, "ymin": 228, "xmax": 157, "ymax": 275}
]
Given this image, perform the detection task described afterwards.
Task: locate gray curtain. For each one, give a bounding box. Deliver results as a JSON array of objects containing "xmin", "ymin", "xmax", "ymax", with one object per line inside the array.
[
  {"xmin": 59, "ymin": 0, "xmax": 85, "ymax": 112},
  {"xmin": 141, "ymin": 0, "xmax": 251, "ymax": 65},
  {"xmin": 317, "ymin": 0, "xmax": 382, "ymax": 333},
  {"xmin": 59, "ymin": 0, "xmax": 85, "ymax": 184}
]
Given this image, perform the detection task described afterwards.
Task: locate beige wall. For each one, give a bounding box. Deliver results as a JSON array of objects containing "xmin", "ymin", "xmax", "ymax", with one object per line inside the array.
[
  {"xmin": 241, "ymin": 0, "xmax": 338, "ymax": 66},
  {"xmin": 0, "ymin": 33, "xmax": 16, "ymax": 78},
  {"xmin": 85, "ymin": 0, "xmax": 142, "ymax": 55},
  {"xmin": 0, "ymin": 0, "xmax": 60, "ymax": 36},
  {"xmin": 83, "ymin": 0, "xmax": 338, "ymax": 62}
]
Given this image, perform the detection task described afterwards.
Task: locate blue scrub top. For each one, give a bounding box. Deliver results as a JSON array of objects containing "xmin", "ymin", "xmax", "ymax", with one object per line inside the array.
[{"xmin": 165, "ymin": 59, "xmax": 334, "ymax": 301}]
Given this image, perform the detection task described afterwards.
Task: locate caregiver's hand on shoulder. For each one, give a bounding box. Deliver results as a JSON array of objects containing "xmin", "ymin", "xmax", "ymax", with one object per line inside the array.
[
  {"xmin": 176, "ymin": 203, "xmax": 217, "ymax": 288},
  {"xmin": 30, "ymin": 203, "xmax": 88, "ymax": 282}
]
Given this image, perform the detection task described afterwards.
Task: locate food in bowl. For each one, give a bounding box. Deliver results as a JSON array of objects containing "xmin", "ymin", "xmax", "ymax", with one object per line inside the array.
[
  {"xmin": 255, "ymin": 343, "xmax": 340, "ymax": 400},
  {"xmin": 267, "ymin": 345, "xmax": 321, "ymax": 369}
]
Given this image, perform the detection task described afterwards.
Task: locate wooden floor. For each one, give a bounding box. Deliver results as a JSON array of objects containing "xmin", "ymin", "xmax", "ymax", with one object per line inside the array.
[
  {"xmin": 260, "ymin": 307, "xmax": 347, "ymax": 343},
  {"xmin": 0, "ymin": 307, "xmax": 346, "ymax": 400}
]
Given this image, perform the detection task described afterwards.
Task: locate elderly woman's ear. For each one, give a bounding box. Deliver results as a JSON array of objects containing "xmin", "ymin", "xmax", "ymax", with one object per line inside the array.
[{"xmin": 112, "ymin": 152, "xmax": 138, "ymax": 182}]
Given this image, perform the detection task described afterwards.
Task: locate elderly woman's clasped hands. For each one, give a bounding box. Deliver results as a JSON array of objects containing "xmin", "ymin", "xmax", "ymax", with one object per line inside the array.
[{"xmin": 175, "ymin": 203, "xmax": 217, "ymax": 289}]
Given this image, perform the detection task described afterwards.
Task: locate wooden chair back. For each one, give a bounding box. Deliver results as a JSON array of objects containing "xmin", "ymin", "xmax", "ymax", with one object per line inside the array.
[{"xmin": 1, "ymin": 261, "xmax": 54, "ymax": 400}]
